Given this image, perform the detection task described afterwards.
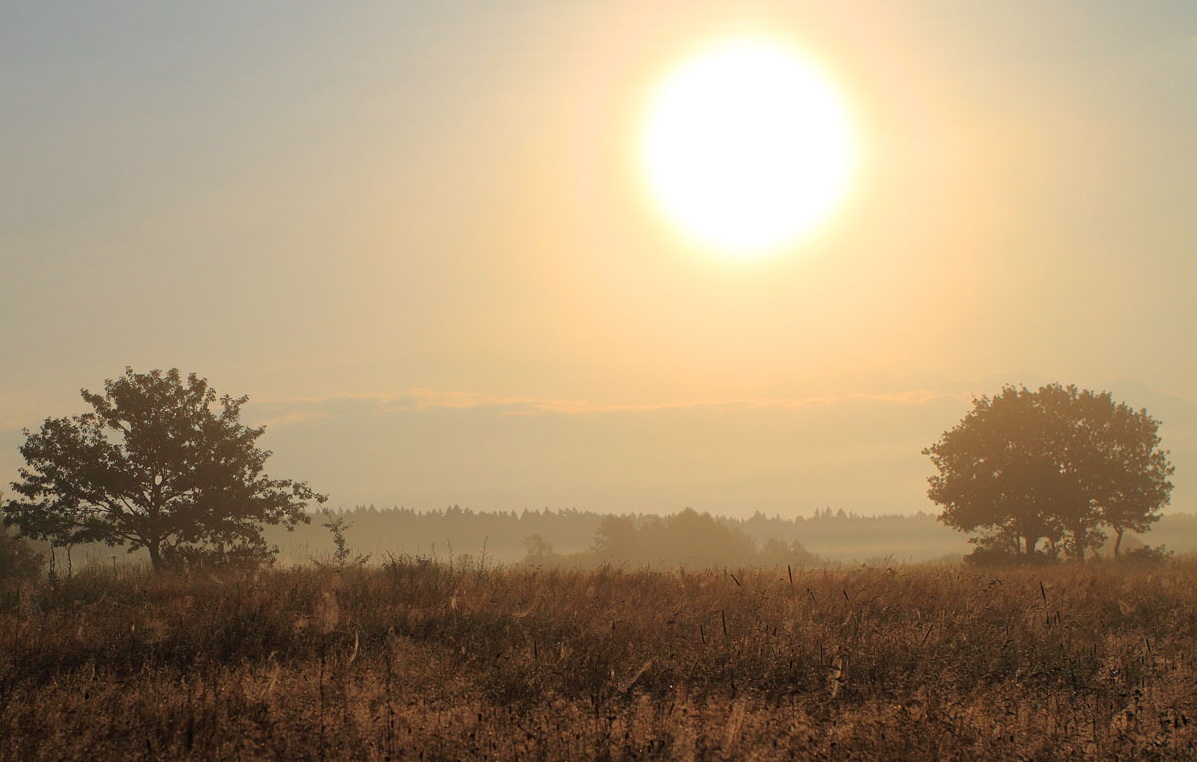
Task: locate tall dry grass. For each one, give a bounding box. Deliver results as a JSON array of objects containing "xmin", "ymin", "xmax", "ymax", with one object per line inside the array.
[{"xmin": 2, "ymin": 557, "xmax": 1195, "ymax": 760}]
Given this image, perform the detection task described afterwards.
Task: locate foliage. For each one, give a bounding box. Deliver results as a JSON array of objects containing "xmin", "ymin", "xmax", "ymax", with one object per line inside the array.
[
  {"xmin": 521, "ymin": 533, "xmax": 557, "ymax": 564},
  {"xmin": 254, "ymin": 505, "xmax": 973, "ymax": 566},
  {"xmin": 964, "ymin": 545, "xmax": 1057, "ymax": 568},
  {"xmin": 3, "ymin": 368, "xmax": 325, "ymax": 570},
  {"xmin": 1119, "ymin": 544, "xmax": 1172, "ymax": 565},
  {"xmin": 571, "ymin": 507, "xmax": 818, "ymax": 568},
  {"xmin": 2, "ymin": 560, "xmax": 1197, "ymax": 759},
  {"xmin": 926, "ymin": 383, "xmax": 1173, "ymax": 561},
  {"xmin": 0, "ymin": 490, "xmax": 43, "ymax": 584},
  {"xmin": 0, "ymin": 526, "xmax": 43, "ymax": 583},
  {"xmin": 320, "ymin": 509, "xmax": 370, "ymax": 568}
]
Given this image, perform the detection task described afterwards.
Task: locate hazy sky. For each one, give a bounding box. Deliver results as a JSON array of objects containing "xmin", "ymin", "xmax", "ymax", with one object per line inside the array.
[{"xmin": 3, "ymin": 1, "xmax": 1196, "ymax": 517}]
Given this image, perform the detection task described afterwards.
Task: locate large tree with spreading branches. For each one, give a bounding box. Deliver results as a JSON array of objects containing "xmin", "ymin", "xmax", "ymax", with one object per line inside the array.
[
  {"xmin": 925, "ymin": 383, "xmax": 1173, "ymax": 561},
  {"xmin": 3, "ymin": 368, "xmax": 325, "ymax": 570}
]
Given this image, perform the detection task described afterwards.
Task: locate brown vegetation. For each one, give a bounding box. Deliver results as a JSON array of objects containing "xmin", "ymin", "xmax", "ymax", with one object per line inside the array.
[{"xmin": 2, "ymin": 558, "xmax": 1196, "ymax": 760}]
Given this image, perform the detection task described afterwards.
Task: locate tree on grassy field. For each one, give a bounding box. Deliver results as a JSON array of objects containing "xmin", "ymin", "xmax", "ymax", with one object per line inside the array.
[
  {"xmin": 925, "ymin": 383, "xmax": 1173, "ymax": 561},
  {"xmin": 3, "ymin": 368, "xmax": 325, "ymax": 570},
  {"xmin": 588, "ymin": 509, "xmax": 771, "ymax": 567}
]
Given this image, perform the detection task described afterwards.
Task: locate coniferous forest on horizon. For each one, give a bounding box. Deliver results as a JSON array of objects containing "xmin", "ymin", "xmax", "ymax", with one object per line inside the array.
[{"xmin": 21, "ymin": 504, "xmax": 1197, "ymax": 574}]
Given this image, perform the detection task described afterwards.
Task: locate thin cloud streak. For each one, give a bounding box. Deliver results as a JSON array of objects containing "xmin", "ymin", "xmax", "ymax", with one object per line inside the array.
[
  {"xmin": 233, "ymin": 382, "xmax": 1194, "ymax": 515},
  {"xmin": 252, "ymin": 387, "xmax": 973, "ymax": 423}
]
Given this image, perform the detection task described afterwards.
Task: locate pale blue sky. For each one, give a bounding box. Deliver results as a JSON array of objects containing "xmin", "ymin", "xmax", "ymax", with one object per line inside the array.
[{"xmin": 3, "ymin": 1, "xmax": 1196, "ymax": 516}]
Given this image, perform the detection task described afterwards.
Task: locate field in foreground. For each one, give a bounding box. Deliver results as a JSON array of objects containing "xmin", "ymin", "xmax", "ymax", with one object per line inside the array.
[{"xmin": 2, "ymin": 560, "xmax": 1196, "ymax": 760}]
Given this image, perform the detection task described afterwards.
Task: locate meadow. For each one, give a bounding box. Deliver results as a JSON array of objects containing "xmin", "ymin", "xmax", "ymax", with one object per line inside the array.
[{"xmin": 2, "ymin": 558, "xmax": 1195, "ymax": 760}]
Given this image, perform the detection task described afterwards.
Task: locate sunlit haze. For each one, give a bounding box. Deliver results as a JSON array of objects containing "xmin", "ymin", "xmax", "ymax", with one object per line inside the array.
[
  {"xmin": 3, "ymin": 1, "xmax": 1196, "ymax": 518},
  {"xmin": 641, "ymin": 37, "xmax": 855, "ymax": 256}
]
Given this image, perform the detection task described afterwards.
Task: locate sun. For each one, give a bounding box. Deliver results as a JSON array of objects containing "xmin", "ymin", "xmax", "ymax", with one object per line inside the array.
[{"xmin": 641, "ymin": 38, "xmax": 856, "ymax": 259}]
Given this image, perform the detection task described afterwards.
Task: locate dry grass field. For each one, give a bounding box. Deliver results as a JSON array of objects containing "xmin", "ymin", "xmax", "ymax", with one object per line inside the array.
[{"xmin": 2, "ymin": 558, "xmax": 1196, "ymax": 760}]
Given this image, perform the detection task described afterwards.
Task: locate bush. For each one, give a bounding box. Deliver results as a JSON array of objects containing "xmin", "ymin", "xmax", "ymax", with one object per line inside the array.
[
  {"xmin": 1120, "ymin": 544, "xmax": 1172, "ymax": 565},
  {"xmin": 964, "ymin": 546, "xmax": 1057, "ymax": 567},
  {"xmin": 0, "ymin": 528, "xmax": 44, "ymax": 583},
  {"xmin": 161, "ymin": 540, "xmax": 276, "ymax": 571}
]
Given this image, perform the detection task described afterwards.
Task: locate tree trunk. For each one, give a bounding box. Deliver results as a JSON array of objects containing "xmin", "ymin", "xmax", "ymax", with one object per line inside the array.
[
  {"xmin": 1025, "ymin": 536, "xmax": 1039, "ymax": 555},
  {"xmin": 1113, "ymin": 527, "xmax": 1125, "ymax": 558},
  {"xmin": 1071, "ymin": 525, "xmax": 1086, "ymax": 562},
  {"xmin": 147, "ymin": 539, "xmax": 164, "ymax": 572}
]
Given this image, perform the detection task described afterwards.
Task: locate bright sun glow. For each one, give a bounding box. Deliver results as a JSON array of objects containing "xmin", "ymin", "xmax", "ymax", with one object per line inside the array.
[{"xmin": 642, "ymin": 38, "xmax": 856, "ymax": 259}]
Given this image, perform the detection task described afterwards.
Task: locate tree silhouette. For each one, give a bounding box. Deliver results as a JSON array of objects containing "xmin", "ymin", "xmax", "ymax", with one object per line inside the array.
[
  {"xmin": 3, "ymin": 368, "xmax": 324, "ymax": 570},
  {"xmin": 590, "ymin": 509, "xmax": 762, "ymax": 567},
  {"xmin": 925, "ymin": 384, "xmax": 1173, "ymax": 561},
  {"xmin": 0, "ymin": 491, "xmax": 43, "ymax": 582},
  {"xmin": 591, "ymin": 515, "xmax": 639, "ymax": 562}
]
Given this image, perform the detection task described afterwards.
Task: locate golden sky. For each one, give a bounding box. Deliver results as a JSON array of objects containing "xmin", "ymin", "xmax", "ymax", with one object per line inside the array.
[{"xmin": 3, "ymin": 1, "xmax": 1196, "ymax": 516}]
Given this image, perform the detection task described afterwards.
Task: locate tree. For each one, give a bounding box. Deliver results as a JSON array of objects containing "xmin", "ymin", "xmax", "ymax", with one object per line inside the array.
[
  {"xmin": 591, "ymin": 515, "xmax": 639, "ymax": 562},
  {"xmin": 522, "ymin": 533, "xmax": 556, "ymax": 564},
  {"xmin": 0, "ymin": 491, "xmax": 44, "ymax": 583},
  {"xmin": 1086, "ymin": 395, "xmax": 1175, "ymax": 556},
  {"xmin": 590, "ymin": 509, "xmax": 760, "ymax": 567},
  {"xmin": 925, "ymin": 384, "xmax": 1173, "ymax": 561},
  {"xmin": 3, "ymin": 368, "xmax": 325, "ymax": 570}
]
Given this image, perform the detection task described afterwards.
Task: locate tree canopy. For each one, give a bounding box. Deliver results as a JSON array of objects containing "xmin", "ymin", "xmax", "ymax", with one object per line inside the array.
[
  {"xmin": 924, "ymin": 383, "xmax": 1173, "ymax": 561},
  {"xmin": 590, "ymin": 508, "xmax": 766, "ymax": 567},
  {"xmin": 3, "ymin": 368, "xmax": 325, "ymax": 570}
]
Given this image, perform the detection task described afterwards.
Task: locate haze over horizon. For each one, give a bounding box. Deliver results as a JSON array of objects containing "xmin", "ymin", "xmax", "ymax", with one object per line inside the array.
[{"xmin": 3, "ymin": 2, "xmax": 1196, "ymax": 517}]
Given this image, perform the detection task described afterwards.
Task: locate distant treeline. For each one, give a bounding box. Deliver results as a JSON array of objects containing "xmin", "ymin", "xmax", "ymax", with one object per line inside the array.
[
  {"xmin": 29, "ymin": 505, "xmax": 1195, "ymax": 571},
  {"xmin": 264, "ymin": 505, "xmax": 974, "ymax": 566}
]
